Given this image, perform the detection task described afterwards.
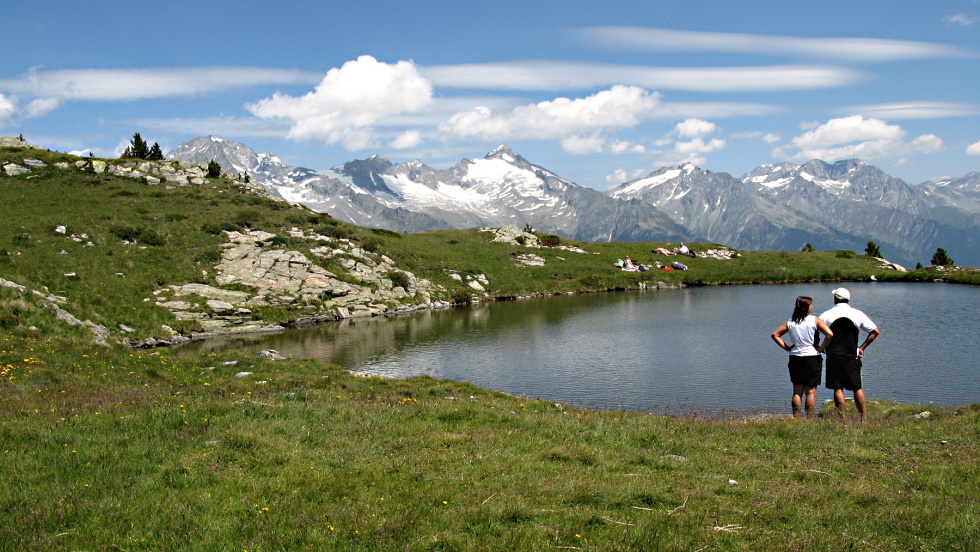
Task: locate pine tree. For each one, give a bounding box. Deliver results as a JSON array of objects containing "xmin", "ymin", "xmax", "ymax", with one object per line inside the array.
[
  {"xmin": 865, "ymin": 241, "xmax": 881, "ymax": 258},
  {"xmin": 801, "ymin": 243, "xmax": 814, "ymax": 252},
  {"xmin": 128, "ymin": 133, "xmax": 149, "ymax": 159},
  {"xmin": 207, "ymin": 159, "xmax": 221, "ymax": 178},
  {"xmin": 147, "ymin": 143, "xmax": 164, "ymax": 160},
  {"xmin": 931, "ymin": 247, "xmax": 954, "ymax": 266}
]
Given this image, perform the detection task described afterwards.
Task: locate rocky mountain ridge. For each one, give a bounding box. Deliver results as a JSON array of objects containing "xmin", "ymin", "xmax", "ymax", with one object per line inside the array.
[{"xmin": 168, "ymin": 136, "xmax": 980, "ymax": 267}]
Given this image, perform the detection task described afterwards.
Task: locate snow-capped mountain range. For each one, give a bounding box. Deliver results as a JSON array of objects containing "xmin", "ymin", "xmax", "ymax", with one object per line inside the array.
[{"xmin": 169, "ymin": 136, "xmax": 980, "ymax": 267}]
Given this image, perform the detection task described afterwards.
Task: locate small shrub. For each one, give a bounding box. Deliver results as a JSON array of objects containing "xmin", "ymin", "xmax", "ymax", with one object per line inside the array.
[
  {"xmin": 108, "ymin": 225, "xmax": 166, "ymax": 246},
  {"xmin": 540, "ymin": 234, "xmax": 561, "ymax": 247},
  {"xmin": 207, "ymin": 159, "xmax": 221, "ymax": 178},
  {"xmin": 194, "ymin": 249, "xmax": 223, "ymax": 264},
  {"xmin": 265, "ymin": 236, "xmax": 288, "ymax": 247},
  {"xmin": 389, "ymin": 271, "xmax": 411, "ymax": 290},
  {"xmin": 450, "ymin": 290, "xmax": 472, "ymax": 305},
  {"xmin": 360, "ymin": 239, "xmax": 380, "ymax": 253},
  {"xmin": 515, "ymin": 235, "xmax": 526, "ymax": 246},
  {"xmin": 165, "ymin": 213, "xmax": 188, "ymax": 222},
  {"xmin": 317, "ymin": 225, "xmax": 349, "ymax": 240},
  {"xmin": 0, "ymin": 313, "xmax": 22, "ymax": 329},
  {"xmin": 835, "ymin": 250, "xmax": 855, "ymax": 259},
  {"xmin": 285, "ymin": 214, "xmax": 306, "ymax": 225},
  {"xmin": 201, "ymin": 223, "xmax": 222, "ymax": 235},
  {"xmin": 369, "ymin": 228, "xmax": 401, "ymax": 238},
  {"xmin": 233, "ymin": 209, "xmax": 262, "ymax": 228}
]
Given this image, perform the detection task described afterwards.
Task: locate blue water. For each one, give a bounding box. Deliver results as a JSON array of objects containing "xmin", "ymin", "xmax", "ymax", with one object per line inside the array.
[{"xmin": 180, "ymin": 282, "xmax": 979, "ymax": 413}]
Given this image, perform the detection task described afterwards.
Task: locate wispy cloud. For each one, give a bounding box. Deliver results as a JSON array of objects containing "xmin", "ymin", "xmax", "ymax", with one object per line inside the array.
[
  {"xmin": 572, "ymin": 27, "xmax": 972, "ymax": 62},
  {"xmin": 423, "ymin": 61, "xmax": 863, "ymax": 92},
  {"xmin": 943, "ymin": 13, "xmax": 979, "ymax": 26},
  {"xmin": 128, "ymin": 116, "xmax": 292, "ymax": 138},
  {"xmin": 773, "ymin": 115, "xmax": 944, "ymax": 163},
  {"xmin": 0, "ymin": 67, "xmax": 320, "ymax": 101},
  {"xmin": 838, "ymin": 101, "xmax": 980, "ymax": 120}
]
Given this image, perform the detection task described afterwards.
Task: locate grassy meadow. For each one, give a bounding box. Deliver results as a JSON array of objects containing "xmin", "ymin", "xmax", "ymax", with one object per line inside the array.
[{"xmin": 2, "ymin": 144, "xmax": 978, "ymax": 550}]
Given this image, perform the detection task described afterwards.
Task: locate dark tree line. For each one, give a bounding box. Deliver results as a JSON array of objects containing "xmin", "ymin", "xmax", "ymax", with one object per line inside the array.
[{"xmin": 120, "ymin": 132, "xmax": 164, "ymax": 160}]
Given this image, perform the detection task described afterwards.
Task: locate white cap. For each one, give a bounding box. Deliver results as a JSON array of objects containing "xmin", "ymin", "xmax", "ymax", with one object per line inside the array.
[{"xmin": 833, "ymin": 288, "xmax": 850, "ymax": 301}]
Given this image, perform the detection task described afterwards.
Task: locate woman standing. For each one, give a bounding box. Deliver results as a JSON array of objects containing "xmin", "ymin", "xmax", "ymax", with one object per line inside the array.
[{"xmin": 771, "ymin": 296, "xmax": 834, "ymax": 418}]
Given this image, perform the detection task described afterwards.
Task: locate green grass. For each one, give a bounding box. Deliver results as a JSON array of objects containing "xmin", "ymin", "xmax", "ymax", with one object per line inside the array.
[{"xmin": 1, "ymin": 332, "xmax": 977, "ymax": 551}]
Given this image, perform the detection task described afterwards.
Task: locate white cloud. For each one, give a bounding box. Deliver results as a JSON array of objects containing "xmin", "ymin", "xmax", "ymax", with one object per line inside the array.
[
  {"xmin": 840, "ymin": 101, "xmax": 979, "ymax": 120},
  {"xmin": 0, "ymin": 67, "xmax": 319, "ymax": 101},
  {"xmin": 965, "ymin": 141, "xmax": 980, "ymax": 155},
  {"xmin": 248, "ymin": 56, "xmax": 434, "ymax": 150},
  {"xmin": 390, "ymin": 130, "xmax": 421, "ymax": 149},
  {"xmin": 573, "ymin": 26, "xmax": 970, "ymax": 62},
  {"xmin": 944, "ymin": 13, "xmax": 979, "ymax": 26},
  {"xmin": 423, "ymin": 61, "xmax": 862, "ymax": 92},
  {"xmin": 674, "ymin": 137, "xmax": 726, "ymax": 155},
  {"xmin": 773, "ymin": 115, "xmax": 945, "ymax": 162},
  {"xmin": 24, "ymin": 98, "xmax": 60, "ymax": 118},
  {"xmin": 0, "ymin": 94, "xmax": 15, "ymax": 126},
  {"xmin": 606, "ymin": 167, "xmax": 648, "ymax": 186},
  {"xmin": 440, "ymin": 85, "xmax": 661, "ymax": 144},
  {"xmin": 672, "ymin": 119, "xmax": 716, "ymax": 139}
]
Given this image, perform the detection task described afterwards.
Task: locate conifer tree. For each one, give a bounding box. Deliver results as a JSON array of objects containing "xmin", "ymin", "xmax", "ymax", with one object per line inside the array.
[
  {"xmin": 931, "ymin": 247, "xmax": 954, "ymax": 266},
  {"xmin": 865, "ymin": 241, "xmax": 881, "ymax": 258},
  {"xmin": 147, "ymin": 142, "xmax": 164, "ymax": 160},
  {"xmin": 207, "ymin": 159, "xmax": 221, "ymax": 178},
  {"xmin": 128, "ymin": 133, "xmax": 149, "ymax": 159}
]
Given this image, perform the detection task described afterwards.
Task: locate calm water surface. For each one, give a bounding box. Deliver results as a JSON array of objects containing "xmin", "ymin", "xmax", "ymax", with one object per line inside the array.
[{"xmin": 181, "ymin": 282, "xmax": 978, "ymax": 413}]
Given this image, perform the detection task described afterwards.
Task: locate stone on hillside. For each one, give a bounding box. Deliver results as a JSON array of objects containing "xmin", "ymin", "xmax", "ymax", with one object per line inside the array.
[{"xmin": 3, "ymin": 163, "xmax": 30, "ymax": 176}]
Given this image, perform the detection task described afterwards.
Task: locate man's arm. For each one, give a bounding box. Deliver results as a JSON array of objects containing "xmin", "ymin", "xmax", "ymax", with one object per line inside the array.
[{"xmin": 857, "ymin": 328, "xmax": 880, "ymax": 358}]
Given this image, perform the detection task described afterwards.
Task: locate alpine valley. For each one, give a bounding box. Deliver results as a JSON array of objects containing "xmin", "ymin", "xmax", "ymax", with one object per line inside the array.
[{"xmin": 169, "ymin": 136, "xmax": 980, "ymax": 268}]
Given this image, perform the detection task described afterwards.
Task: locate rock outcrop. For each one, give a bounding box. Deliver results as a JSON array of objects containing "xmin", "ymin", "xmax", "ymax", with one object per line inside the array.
[{"xmin": 152, "ymin": 229, "xmax": 450, "ymax": 338}]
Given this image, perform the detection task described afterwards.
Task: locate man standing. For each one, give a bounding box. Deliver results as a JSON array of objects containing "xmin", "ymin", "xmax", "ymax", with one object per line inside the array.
[{"xmin": 820, "ymin": 288, "xmax": 881, "ymax": 423}]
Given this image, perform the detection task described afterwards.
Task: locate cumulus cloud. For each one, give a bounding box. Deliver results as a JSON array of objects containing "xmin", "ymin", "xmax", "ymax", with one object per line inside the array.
[
  {"xmin": 248, "ymin": 56, "xmax": 433, "ymax": 150},
  {"xmin": 672, "ymin": 118, "xmax": 716, "ymax": 139},
  {"xmin": 773, "ymin": 115, "xmax": 945, "ymax": 162},
  {"xmin": 24, "ymin": 98, "xmax": 60, "ymax": 118},
  {"xmin": 390, "ymin": 130, "xmax": 422, "ymax": 150},
  {"xmin": 441, "ymin": 85, "xmax": 659, "ymax": 141},
  {"xmin": 0, "ymin": 67, "xmax": 319, "ymax": 101},
  {"xmin": 424, "ymin": 61, "xmax": 861, "ymax": 92},
  {"xmin": 0, "ymin": 93, "xmax": 62, "ymax": 126},
  {"xmin": 966, "ymin": 141, "xmax": 980, "ymax": 155},
  {"xmin": 0, "ymin": 94, "xmax": 15, "ymax": 126},
  {"xmin": 572, "ymin": 26, "xmax": 970, "ymax": 62}
]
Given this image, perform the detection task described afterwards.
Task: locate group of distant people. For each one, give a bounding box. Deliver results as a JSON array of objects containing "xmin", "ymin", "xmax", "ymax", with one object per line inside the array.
[
  {"xmin": 617, "ymin": 243, "xmax": 696, "ymax": 272},
  {"xmin": 771, "ymin": 288, "xmax": 880, "ymax": 422}
]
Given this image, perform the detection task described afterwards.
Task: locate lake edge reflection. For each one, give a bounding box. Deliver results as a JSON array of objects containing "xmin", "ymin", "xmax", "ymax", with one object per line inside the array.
[{"xmin": 178, "ymin": 282, "xmax": 979, "ymax": 414}]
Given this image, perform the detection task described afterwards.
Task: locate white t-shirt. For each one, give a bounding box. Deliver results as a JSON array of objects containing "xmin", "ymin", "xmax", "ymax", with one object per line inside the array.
[{"xmin": 785, "ymin": 314, "xmax": 820, "ymax": 357}]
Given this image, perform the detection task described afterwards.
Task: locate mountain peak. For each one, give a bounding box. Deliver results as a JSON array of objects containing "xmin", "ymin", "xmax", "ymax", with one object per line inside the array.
[{"xmin": 486, "ymin": 145, "xmax": 515, "ymax": 160}]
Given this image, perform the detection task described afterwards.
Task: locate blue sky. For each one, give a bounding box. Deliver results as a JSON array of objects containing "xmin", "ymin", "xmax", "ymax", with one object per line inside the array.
[{"xmin": 2, "ymin": 0, "xmax": 979, "ymax": 190}]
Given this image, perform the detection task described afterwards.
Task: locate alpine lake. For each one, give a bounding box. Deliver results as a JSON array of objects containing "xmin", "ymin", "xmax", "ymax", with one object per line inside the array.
[{"xmin": 178, "ymin": 281, "xmax": 978, "ymax": 415}]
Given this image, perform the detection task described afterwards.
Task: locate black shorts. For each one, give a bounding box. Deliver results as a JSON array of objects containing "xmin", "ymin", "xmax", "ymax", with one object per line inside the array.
[
  {"xmin": 788, "ymin": 355, "xmax": 822, "ymax": 387},
  {"xmin": 826, "ymin": 356, "xmax": 862, "ymax": 390}
]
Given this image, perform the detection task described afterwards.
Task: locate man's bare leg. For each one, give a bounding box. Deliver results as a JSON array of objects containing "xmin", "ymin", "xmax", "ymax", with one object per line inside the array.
[
  {"xmin": 854, "ymin": 389, "xmax": 868, "ymax": 423},
  {"xmin": 833, "ymin": 389, "xmax": 847, "ymax": 421}
]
